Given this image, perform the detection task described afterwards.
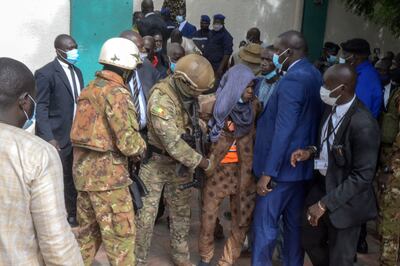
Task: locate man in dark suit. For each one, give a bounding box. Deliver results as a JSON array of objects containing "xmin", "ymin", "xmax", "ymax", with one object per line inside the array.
[
  {"xmin": 35, "ymin": 34, "xmax": 84, "ymax": 227},
  {"xmin": 176, "ymin": 8, "xmax": 196, "ymax": 39},
  {"xmin": 120, "ymin": 30, "xmax": 162, "ymax": 132},
  {"xmin": 137, "ymin": 0, "xmax": 168, "ymax": 50},
  {"xmin": 291, "ymin": 64, "xmax": 380, "ymax": 266},
  {"xmin": 252, "ymin": 31, "xmax": 323, "ymax": 266}
]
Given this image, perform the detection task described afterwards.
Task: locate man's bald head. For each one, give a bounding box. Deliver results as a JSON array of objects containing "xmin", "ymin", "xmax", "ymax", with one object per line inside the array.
[
  {"xmin": 143, "ymin": 36, "xmax": 155, "ymax": 59},
  {"xmin": 246, "ymin": 27, "xmax": 261, "ymax": 44},
  {"xmin": 120, "ymin": 30, "xmax": 144, "ymax": 52},
  {"xmin": 277, "ymin": 30, "xmax": 307, "ymax": 53},
  {"xmin": 168, "ymin": 43, "xmax": 185, "ymax": 63},
  {"xmin": 141, "ymin": 0, "xmax": 154, "ymax": 14},
  {"xmin": 323, "ymin": 64, "xmax": 357, "ymax": 105},
  {"xmin": 273, "ymin": 30, "xmax": 307, "ymax": 71}
]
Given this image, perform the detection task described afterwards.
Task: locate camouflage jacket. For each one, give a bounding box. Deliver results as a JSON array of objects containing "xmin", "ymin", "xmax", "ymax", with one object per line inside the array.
[
  {"xmin": 71, "ymin": 70, "xmax": 146, "ymax": 191},
  {"xmin": 147, "ymin": 77, "xmax": 202, "ymax": 169}
]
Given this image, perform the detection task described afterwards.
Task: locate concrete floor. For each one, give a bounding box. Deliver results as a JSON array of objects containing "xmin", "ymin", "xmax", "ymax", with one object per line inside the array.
[{"xmin": 86, "ymin": 189, "xmax": 380, "ymax": 266}]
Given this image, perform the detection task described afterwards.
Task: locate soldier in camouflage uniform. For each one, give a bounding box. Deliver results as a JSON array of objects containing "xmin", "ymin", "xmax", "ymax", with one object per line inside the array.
[
  {"xmin": 380, "ymin": 133, "xmax": 400, "ymax": 265},
  {"xmin": 162, "ymin": 0, "xmax": 186, "ymax": 21},
  {"xmin": 379, "ymin": 67, "xmax": 400, "ymax": 265},
  {"xmin": 70, "ymin": 38, "xmax": 146, "ymax": 266},
  {"xmin": 135, "ymin": 54, "xmax": 215, "ymax": 266}
]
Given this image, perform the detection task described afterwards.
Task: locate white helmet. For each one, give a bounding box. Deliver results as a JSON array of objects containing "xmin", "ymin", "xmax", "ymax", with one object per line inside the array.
[{"xmin": 98, "ymin": 37, "xmax": 140, "ymax": 70}]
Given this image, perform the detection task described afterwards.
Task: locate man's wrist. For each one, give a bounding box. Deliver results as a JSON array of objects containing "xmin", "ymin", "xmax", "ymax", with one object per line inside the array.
[
  {"xmin": 318, "ymin": 200, "xmax": 326, "ymax": 212},
  {"xmin": 306, "ymin": 145, "xmax": 318, "ymax": 155}
]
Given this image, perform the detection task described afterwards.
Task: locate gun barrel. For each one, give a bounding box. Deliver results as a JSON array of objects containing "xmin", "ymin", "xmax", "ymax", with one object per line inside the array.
[{"xmin": 178, "ymin": 179, "xmax": 200, "ymax": 190}]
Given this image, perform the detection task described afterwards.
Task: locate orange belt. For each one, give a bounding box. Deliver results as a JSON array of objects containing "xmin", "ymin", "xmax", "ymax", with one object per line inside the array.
[{"xmin": 221, "ymin": 142, "xmax": 239, "ymax": 164}]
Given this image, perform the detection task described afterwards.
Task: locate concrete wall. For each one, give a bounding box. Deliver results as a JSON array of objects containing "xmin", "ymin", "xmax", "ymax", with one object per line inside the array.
[
  {"xmin": 0, "ymin": 0, "xmax": 70, "ymax": 72},
  {"xmin": 134, "ymin": 0, "xmax": 304, "ymax": 49},
  {"xmin": 325, "ymin": 0, "xmax": 400, "ymax": 55}
]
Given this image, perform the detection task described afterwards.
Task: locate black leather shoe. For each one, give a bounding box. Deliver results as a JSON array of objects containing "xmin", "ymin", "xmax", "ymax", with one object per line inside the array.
[
  {"xmin": 357, "ymin": 239, "xmax": 368, "ymax": 254},
  {"xmin": 197, "ymin": 261, "xmax": 210, "ymax": 266},
  {"xmin": 68, "ymin": 216, "xmax": 79, "ymax": 228},
  {"xmin": 214, "ymin": 220, "xmax": 225, "ymax": 240}
]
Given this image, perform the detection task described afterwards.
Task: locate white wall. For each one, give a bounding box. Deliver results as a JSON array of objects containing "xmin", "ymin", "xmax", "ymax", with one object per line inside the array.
[
  {"xmin": 0, "ymin": 0, "xmax": 70, "ymax": 72},
  {"xmin": 325, "ymin": 0, "xmax": 400, "ymax": 55},
  {"xmin": 134, "ymin": 0, "xmax": 304, "ymax": 49}
]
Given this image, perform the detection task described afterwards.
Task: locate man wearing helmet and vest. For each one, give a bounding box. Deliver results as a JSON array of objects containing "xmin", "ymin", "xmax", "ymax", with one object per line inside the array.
[
  {"xmin": 70, "ymin": 37, "xmax": 146, "ymax": 265},
  {"xmin": 135, "ymin": 54, "xmax": 215, "ymax": 266}
]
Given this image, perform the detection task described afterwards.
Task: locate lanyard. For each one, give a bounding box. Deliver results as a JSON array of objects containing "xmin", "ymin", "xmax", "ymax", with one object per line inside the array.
[{"xmin": 320, "ymin": 112, "xmax": 346, "ymax": 152}]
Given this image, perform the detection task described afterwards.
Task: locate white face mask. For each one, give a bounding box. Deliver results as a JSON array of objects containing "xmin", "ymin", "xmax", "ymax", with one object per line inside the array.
[{"xmin": 320, "ymin": 84, "xmax": 343, "ymax": 106}]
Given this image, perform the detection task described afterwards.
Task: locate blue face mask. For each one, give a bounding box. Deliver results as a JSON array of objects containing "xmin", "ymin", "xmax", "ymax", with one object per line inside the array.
[
  {"xmin": 65, "ymin": 49, "xmax": 79, "ymax": 64},
  {"xmin": 327, "ymin": 55, "xmax": 337, "ymax": 64},
  {"xmin": 176, "ymin": 15, "xmax": 184, "ymax": 23},
  {"xmin": 170, "ymin": 62, "xmax": 176, "ymax": 73},
  {"xmin": 22, "ymin": 94, "xmax": 37, "ymax": 130},
  {"xmin": 272, "ymin": 48, "xmax": 289, "ymax": 70},
  {"xmin": 264, "ymin": 69, "xmax": 277, "ymax": 80}
]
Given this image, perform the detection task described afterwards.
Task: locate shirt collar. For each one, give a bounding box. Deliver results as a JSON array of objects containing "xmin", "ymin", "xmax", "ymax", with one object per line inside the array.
[
  {"xmin": 57, "ymin": 58, "xmax": 69, "ymax": 68},
  {"xmin": 335, "ymin": 95, "xmax": 356, "ymax": 118},
  {"xmin": 179, "ymin": 20, "xmax": 187, "ymax": 31},
  {"xmin": 355, "ymin": 60, "xmax": 370, "ymax": 72},
  {"xmin": 145, "ymin": 12, "xmax": 155, "ymax": 18},
  {"xmin": 288, "ymin": 59, "xmax": 301, "ymax": 71}
]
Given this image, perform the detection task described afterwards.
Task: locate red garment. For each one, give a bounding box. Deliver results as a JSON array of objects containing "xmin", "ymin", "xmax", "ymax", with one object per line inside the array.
[{"xmin": 151, "ymin": 56, "xmax": 159, "ymax": 68}]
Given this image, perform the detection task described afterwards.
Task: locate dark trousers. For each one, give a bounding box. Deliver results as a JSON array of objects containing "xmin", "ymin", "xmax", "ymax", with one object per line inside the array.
[
  {"xmin": 301, "ymin": 180, "xmax": 360, "ymax": 266},
  {"xmin": 252, "ymin": 181, "xmax": 306, "ymax": 266},
  {"xmin": 59, "ymin": 145, "xmax": 77, "ymax": 218}
]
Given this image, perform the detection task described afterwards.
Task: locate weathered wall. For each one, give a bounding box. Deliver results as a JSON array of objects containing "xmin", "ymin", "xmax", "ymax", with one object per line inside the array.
[
  {"xmin": 134, "ymin": 0, "xmax": 304, "ymax": 48},
  {"xmin": 0, "ymin": 0, "xmax": 70, "ymax": 72},
  {"xmin": 324, "ymin": 0, "xmax": 400, "ymax": 55}
]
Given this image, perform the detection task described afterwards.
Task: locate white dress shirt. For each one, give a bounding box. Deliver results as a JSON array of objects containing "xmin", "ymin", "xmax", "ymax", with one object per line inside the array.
[
  {"xmin": 318, "ymin": 96, "xmax": 356, "ymax": 176},
  {"xmin": 178, "ymin": 20, "xmax": 187, "ymax": 31},
  {"xmin": 383, "ymin": 83, "xmax": 391, "ymax": 108},
  {"xmin": 129, "ymin": 70, "xmax": 147, "ymax": 130},
  {"xmin": 57, "ymin": 59, "xmax": 81, "ymax": 115}
]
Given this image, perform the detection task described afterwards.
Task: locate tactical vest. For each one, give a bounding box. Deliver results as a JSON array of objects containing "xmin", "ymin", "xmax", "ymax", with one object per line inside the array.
[
  {"xmin": 381, "ymin": 87, "xmax": 400, "ymax": 144},
  {"xmin": 147, "ymin": 78, "xmax": 191, "ymax": 151},
  {"xmin": 70, "ymin": 71, "xmax": 128, "ymax": 152}
]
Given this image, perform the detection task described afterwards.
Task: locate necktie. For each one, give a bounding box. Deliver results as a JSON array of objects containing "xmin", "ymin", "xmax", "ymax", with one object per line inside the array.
[
  {"xmin": 68, "ymin": 65, "xmax": 79, "ymax": 103},
  {"xmin": 327, "ymin": 108, "xmax": 336, "ymax": 151},
  {"xmin": 130, "ymin": 73, "xmax": 141, "ymax": 124}
]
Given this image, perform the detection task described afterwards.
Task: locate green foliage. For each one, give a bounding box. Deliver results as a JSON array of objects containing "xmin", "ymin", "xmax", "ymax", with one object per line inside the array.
[{"xmin": 342, "ymin": 0, "xmax": 400, "ymax": 37}]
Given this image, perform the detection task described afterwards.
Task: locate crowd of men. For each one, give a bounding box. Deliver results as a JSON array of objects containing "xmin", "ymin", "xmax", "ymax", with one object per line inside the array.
[{"xmin": 1, "ymin": 0, "xmax": 400, "ymax": 265}]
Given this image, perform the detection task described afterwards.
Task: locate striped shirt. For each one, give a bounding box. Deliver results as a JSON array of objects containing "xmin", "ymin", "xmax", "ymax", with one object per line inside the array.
[{"xmin": 0, "ymin": 122, "xmax": 83, "ymax": 266}]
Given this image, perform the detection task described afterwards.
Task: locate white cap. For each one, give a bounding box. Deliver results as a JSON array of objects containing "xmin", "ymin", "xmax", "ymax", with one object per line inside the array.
[{"xmin": 98, "ymin": 37, "xmax": 140, "ymax": 70}]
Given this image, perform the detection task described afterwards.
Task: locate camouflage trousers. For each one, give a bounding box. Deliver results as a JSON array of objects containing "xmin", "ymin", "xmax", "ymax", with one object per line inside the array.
[
  {"xmin": 77, "ymin": 187, "xmax": 135, "ymax": 266},
  {"xmin": 199, "ymin": 163, "xmax": 251, "ymax": 266},
  {"xmin": 379, "ymin": 172, "xmax": 400, "ymax": 265},
  {"xmin": 135, "ymin": 157, "xmax": 192, "ymax": 266}
]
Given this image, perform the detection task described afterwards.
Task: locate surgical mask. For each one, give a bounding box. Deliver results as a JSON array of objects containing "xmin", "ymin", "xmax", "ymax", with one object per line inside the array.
[
  {"xmin": 213, "ymin": 24, "xmax": 223, "ymax": 31},
  {"xmin": 169, "ymin": 62, "xmax": 176, "ymax": 73},
  {"xmin": 176, "ymin": 15, "xmax": 184, "ymax": 23},
  {"xmin": 22, "ymin": 94, "xmax": 37, "ymax": 130},
  {"xmin": 320, "ymin": 84, "xmax": 343, "ymax": 106},
  {"xmin": 139, "ymin": 52, "xmax": 148, "ymax": 61},
  {"xmin": 264, "ymin": 69, "xmax": 277, "ymax": 80},
  {"xmin": 339, "ymin": 55, "xmax": 353, "ymax": 64},
  {"xmin": 327, "ymin": 55, "xmax": 337, "ymax": 64},
  {"xmin": 272, "ymin": 48, "xmax": 290, "ymax": 70},
  {"xmin": 58, "ymin": 48, "xmax": 79, "ymax": 64}
]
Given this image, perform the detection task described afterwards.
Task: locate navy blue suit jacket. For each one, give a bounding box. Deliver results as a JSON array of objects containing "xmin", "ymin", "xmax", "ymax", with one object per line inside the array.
[
  {"xmin": 253, "ymin": 59, "xmax": 323, "ymax": 182},
  {"xmin": 180, "ymin": 22, "xmax": 197, "ymax": 38},
  {"xmin": 35, "ymin": 59, "xmax": 84, "ymax": 148}
]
